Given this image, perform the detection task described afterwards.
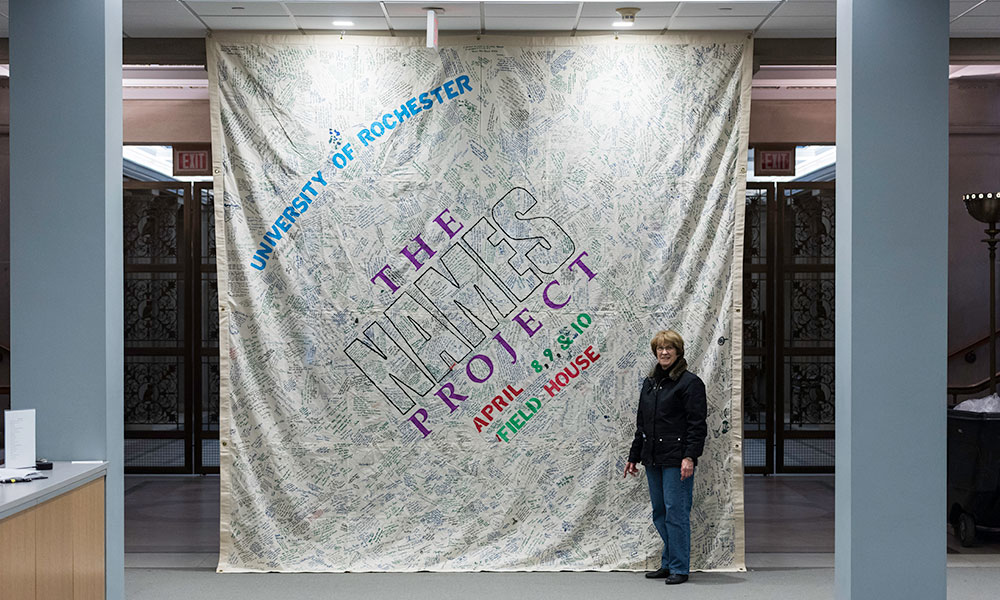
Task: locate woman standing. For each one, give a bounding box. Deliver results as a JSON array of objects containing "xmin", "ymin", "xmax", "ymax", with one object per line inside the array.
[{"xmin": 624, "ymin": 330, "xmax": 707, "ymax": 585}]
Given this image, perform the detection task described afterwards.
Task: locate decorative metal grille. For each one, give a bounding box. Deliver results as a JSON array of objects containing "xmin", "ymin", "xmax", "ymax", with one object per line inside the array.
[
  {"xmin": 124, "ymin": 356, "xmax": 184, "ymax": 427},
  {"xmin": 742, "ymin": 181, "xmax": 835, "ymax": 474},
  {"xmin": 787, "ymin": 357, "xmax": 836, "ymax": 427},
  {"xmin": 124, "ymin": 182, "xmax": 219, "ymax": 473}
]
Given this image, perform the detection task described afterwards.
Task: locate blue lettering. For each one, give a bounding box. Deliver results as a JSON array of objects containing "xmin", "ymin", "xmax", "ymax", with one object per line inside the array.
[
  {"xmin": 371, "ymin": 121, "xmax": 385, "ymax": 137},
  {"xmin": 343, "ymin": 142, "xmax": 355, "ymax": 160},
  {"xmin": 406, "ymin": 97, "xmax": 421, "ymax": 115},
  {"xmin": 383, "ymin": 113, "xmax": 397, "ymax": 130},
  {"xmin": 275, "ymin": 215, "xmax": 292, "ymax": 233},
  {"xmin": 431, "ymin": 86, "xmax": 445, "ymax": 103},
  {"xmin": 393, "ymin": 104, "xmax": 411, "ymax": 123},
  {"xmin": 255, "ymin": 242, "xmax": 275, "ymax": 262},
  {"xmin": 419, "ymin": 92, "xmax": 433, "ymax": 110},
  {"xmin": 444, "ymin": 80, "xmax": 458, "ymax": 99},
  {"xmin": 264, "ymin": 224, "xmax": 284, "ymax": 244},
  {"xmin": 250, "ymin": 255, "xmax": 266, "ymax": 271},
  {"xmin": 358, "ymin": 128, "xmax": 375, "ymax": 147},
  {"xmin": 282, "ymin": 206, "xmax": 299, "ymax": 224},
  {"xmin": 332, "ymin": 152, "xmax": 348, "ymax": 168},
  {"xmin": 292, "ymin": 196, "xmax": 309, "ymax": 213},
  {"xmin": 456, "ymin": 75, "xmax": 472, "ymax": 94}
]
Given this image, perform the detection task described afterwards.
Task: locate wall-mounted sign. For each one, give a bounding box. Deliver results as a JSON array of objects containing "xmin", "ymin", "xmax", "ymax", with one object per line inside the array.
[
  {"xmin": 754, "ymin": 147, "xmax": 796, "ymax": 176},
  {"xmin": 173, "ymin": 145, "xmax": 212, "ymax": 176}
]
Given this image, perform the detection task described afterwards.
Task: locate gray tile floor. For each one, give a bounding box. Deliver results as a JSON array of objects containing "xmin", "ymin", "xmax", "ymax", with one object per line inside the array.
[
  {"xmin": 124, "ymin": 473, "xmax": 999, "ymax": 558},
  {"xmin": 123, "ymin": 474, "xmax": 1000, "ymax": 599}
]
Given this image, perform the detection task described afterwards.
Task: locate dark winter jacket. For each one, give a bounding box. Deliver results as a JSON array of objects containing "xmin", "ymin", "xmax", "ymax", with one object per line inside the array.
[{"xmin": 627, "ymin": 358, "xmax": 708, "ymax": 467}]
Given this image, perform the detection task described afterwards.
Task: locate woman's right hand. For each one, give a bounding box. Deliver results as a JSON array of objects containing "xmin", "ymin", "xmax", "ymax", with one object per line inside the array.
[{"xmin": 623, "ymin": 462, "xmax": 639, "ymax": 478}]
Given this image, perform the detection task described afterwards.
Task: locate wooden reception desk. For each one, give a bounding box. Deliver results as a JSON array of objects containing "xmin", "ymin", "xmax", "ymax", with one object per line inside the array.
[{"xmin": 0, "ymin": 462, "xmax": 107, "ymax": 600}]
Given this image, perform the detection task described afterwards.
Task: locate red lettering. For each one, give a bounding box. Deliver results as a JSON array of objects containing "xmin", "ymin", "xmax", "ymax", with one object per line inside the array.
[
  {"xmin": 543, "ymin": 379, "xmax": 561, "ymax": 397},
  {"xmin": 473, "ymin": 416, "xmax": 489, "ymax": 432},
  {"xmin": 555, "ymin": 372, "xmax": 570, "ymax": 387},
  {"xmin": 574, "ymin": 354, "xmax": 592, "ymax": 369},
  {"xmin": 584, "ymin": 345, "xmax": 601, "ymax": 362}
]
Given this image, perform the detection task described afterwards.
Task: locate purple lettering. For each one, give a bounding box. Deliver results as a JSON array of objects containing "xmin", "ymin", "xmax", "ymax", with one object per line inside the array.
[
  {"xmin": 512, "ymin": 308, "xmax": 543, "ymax": 338},
  {"xmin": 371, "ymin": 264, "xmax": 401, "ymax": 293},
  {"xmin": 567, "ymin": 251, "xmax": 597, "ymax": 281},
  {"xmin": 435, "ymin": 382, "xmax": 469, "ymax": 413},
  {"xmin": 466, "ymin": 354, "xmax": 494, "ymax": 384},
  {"xmin": 408, "ymin": 408, "xmax": 432, "ymax": 438},
  {"xmin": 400, "ymin": 234, "xmax": 437, "ymax": 270},
  {"xmin": 434, "ymin": 208, "xmax": 464, "ymax": 238}
]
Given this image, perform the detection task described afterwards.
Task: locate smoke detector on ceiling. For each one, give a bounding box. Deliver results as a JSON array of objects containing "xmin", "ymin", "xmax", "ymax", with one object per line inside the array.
[{"xmin": 614, "ymin": 7, "xmax": 640, "ymax": 28}]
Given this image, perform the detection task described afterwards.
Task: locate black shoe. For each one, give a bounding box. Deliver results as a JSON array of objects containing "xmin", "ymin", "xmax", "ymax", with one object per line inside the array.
[
  {"xmin": 644, "ymin": 567, "xmax": 671, "ymax": 579},
  {"xmin": 664, "ymin": 574, "xmax": 689, "ymax": 585}
]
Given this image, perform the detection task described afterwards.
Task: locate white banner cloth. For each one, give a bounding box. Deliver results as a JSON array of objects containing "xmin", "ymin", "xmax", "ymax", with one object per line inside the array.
[{"xmin": 208, "ymin": 33, "xmax": 751, "ymax": 573}]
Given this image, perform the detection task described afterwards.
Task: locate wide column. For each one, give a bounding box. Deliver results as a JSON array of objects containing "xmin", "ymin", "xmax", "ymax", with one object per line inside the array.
[
  {"xmin": 835, "ymin": 2, "xmax": 948, "ymax": 599},
  {"xmin": 9, "ymin": 1, "xmax": 123, "ymax": 599}
]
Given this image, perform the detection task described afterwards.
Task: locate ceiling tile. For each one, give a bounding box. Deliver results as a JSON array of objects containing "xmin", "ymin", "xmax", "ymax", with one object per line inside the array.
[
  {"xmin": 758, "ymin": 15, "xmax": 835, "ymax": 31},
  {"xmin": 286, "ymin": 2, "xmax": 385, "ymax": 17},
  {"xmin": 385, "ymin": 2, "xmax": 480, "ymax": 18},
  {"xmin": 773, "ymin": 1, "xmax": 836, "ymax": 18},
  {"xmin": 391, "ymin": 16, "xmax": 481, "ymax": 30},
  {"xmin": 675, "ymin": 2, "xmax": 779, "ymax": 18},
  {"xmin": 580, "ymin": 2, "xmax": 679, "ymax": 18},
  {"xmin": 963, "ymin": 1, "xmax": 1000, "ymax": 17},
  {"xmin": 669, "ymin": 16, "xmax": 764, "ymax": 30},
  {"xmin": 575, "ymin": 16, "xmax": 671, "ymax": 30},
  {"xmin": 949, "ymin": 1, "xmax": 983, "ymax": 18},
  {"xmin": 201, "ymin": 15, "xmax": 298, "ymax": 30},
  {"xmin": 755, "ymin": 29, "xmax": 834, "ymax": 39},
  {"xmin": 485, "ymin": 3, "xmax": 581, "ymax": 18},
  {"xmin": 294, "ymin": 16, "xmax": 389, "ymax": 30},
  {"xmin": 187, "ymin": 2, "xmax": 287, "ymax": 17},
  {"xmin": 951, "ymin": 15, "xmax": 1000, "ymax": 31},
  {"xmin": 124, "ymin": 1, "xmax": 208, "ymax": 37},
  {"xmin": 483, "ymin": 16, "xmax": 575, "ymax": 30}
]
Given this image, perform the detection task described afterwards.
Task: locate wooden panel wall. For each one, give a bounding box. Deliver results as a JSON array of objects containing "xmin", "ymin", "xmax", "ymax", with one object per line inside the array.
[{"xmin": 0, "ymin": 478, "xmax": 105, "ymax": 600}]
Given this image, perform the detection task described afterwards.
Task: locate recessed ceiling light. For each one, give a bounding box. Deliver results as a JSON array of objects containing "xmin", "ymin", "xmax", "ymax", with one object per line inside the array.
[
  {"xmin": 332, "ymin": 20, "xmax": 355, "ymax": 27},
  {"xmin": 612, "ymin": 21, "xmax": 634, "ymax": 28}
]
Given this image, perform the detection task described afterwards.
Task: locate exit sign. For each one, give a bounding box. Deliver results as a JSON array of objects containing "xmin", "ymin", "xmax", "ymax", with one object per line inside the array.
[
  {"xmin": 754, "ymin": 147, "xmax": 796, "ymax": 176},
  {"xmin": 173, "ymin": 145, "xmax": 212, "ymax": 176}
]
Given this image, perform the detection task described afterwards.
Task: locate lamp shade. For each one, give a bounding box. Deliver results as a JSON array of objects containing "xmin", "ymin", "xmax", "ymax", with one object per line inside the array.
[{"xmin": 964, "ymin": 193, "xmax": 1000, "ymax": 224}]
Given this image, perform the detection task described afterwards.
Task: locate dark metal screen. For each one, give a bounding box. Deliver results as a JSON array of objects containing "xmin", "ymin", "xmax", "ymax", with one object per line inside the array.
[
  {"xmin": 743, "ymin": 182, "xmax": 835, "ymax": 474},
  {"xmin": 124, "ymin": 182, "xmax": 219, "ymax": 474}
]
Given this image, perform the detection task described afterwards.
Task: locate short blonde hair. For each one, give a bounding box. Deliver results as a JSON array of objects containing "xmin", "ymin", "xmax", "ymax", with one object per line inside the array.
[{"xmin": 650, "ymin": 330, "xmax": 685, "ymax": 357}]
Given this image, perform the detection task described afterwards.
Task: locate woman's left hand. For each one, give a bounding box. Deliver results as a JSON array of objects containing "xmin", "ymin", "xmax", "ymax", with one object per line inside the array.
[{"xmin": 680, "ymin": 457, "xmax": 694, "ymax": 480}]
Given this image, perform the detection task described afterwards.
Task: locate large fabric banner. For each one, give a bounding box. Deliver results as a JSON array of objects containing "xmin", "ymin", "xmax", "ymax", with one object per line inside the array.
[{"xmin": 209, "ymin": 33, "xmax": 751, "ymax": 573}]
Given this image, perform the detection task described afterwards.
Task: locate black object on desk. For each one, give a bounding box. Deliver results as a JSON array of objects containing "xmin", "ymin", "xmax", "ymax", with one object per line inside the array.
[{"xmin": 1, "ymin": 474, "xmax": 48, "ymax": 484}]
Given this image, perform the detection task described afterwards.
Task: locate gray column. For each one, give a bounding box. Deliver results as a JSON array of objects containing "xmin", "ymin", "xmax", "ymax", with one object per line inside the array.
[
  {"xmin": 836, "ymin": 2, "xmax": 948, "ymax": 599},
  {"xmin": 9, "ymin": 1, "xmax": 123, "ymax": 598}
]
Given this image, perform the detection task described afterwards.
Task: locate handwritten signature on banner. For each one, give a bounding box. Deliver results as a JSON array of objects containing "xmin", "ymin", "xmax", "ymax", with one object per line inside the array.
[
  {"xmin": 247, "ymin": 75, "xmax": 475, "ymax": 272},
  {"xmin": 345, "ymin": 187, "xmax": 600, "ymax": 441}
]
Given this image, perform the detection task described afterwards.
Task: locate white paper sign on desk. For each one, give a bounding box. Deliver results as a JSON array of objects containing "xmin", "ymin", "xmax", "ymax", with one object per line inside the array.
[{"xmin": 4, "ymin": 409, "xmax": 36, "ymax": 468}]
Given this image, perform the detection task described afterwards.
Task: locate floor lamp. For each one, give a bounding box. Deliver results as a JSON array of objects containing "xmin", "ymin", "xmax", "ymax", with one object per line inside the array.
[{"xmin": 963, "ymin": 192, "xmax": 1000, "ymax": 394}]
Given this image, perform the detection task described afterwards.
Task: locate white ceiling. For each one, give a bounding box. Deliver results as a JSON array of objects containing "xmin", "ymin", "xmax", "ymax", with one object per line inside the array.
[{"xmin": 0, "ymin": 1, "xmax": 996, "ymax": 39}]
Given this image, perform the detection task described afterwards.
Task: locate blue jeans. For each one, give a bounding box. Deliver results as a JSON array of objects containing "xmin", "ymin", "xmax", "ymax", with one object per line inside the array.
[{"xmin": 645, "ymin": 465, "xmax": 694, "ymax": 574}]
